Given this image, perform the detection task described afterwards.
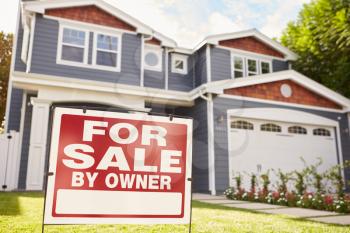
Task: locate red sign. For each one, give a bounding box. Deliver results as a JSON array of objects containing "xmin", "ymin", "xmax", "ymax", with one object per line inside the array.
[{"xmin": 44, "ymin": 108, "xmax": 192, "ymax": 225}]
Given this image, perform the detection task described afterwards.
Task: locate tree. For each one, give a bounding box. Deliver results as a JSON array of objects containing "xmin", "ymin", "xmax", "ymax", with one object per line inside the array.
[
  {"xmin": 0, "ymin": 31, "xmax": 13, "ymax": 132},
  {"xmin": 281, "ymin": 0, "xmax": 350, "ymax": 98}
]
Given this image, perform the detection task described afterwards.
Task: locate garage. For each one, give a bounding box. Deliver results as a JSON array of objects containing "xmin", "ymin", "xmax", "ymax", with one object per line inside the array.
[{"xmin": 228, "ymin": 108, "xmax": 341, "ymax": 190}]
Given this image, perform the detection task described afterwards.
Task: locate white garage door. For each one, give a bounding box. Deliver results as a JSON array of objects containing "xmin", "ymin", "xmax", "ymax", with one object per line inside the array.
[{"xmin": 229, "ymin": 117, "xmax": 339, "ymax": 190}]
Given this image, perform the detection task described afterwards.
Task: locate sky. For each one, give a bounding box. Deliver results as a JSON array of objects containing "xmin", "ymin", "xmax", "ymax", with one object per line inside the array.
[{"xmin": 0, "ymin": 0, "xmax": 310, "ymax": 48}]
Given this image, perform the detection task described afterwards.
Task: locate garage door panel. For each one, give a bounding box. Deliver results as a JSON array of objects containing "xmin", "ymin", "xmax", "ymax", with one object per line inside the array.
[{"xmin": 229, "ymin": 118, "xmax": 338, "ymax": 191}]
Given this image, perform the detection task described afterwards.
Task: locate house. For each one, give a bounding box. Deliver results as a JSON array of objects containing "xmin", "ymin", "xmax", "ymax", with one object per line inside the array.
[{"xmin": 4, "ymin": 0, "xmax": 350, "ymax": 195}]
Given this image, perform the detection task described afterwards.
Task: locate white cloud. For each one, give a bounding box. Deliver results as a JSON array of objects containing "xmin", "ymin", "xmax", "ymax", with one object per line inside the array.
[{"xmin": 0, "ymin": 0, "xmax": 19, "ymax": 33}]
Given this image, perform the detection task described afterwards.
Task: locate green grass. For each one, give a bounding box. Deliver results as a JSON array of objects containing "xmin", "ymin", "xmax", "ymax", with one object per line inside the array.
[{"xmin": 0, "ymin": 192, "xmax": 349, "ymax": 233}]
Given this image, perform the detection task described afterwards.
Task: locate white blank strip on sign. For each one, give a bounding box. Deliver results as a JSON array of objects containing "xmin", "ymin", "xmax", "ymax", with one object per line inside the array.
[{"xmin": 56, "ymin": 189, "xmax": 183, "ymax": 215}]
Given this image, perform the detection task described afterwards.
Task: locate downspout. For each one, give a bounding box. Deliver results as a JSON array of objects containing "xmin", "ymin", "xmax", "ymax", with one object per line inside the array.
[
  {"xmin": 199, "ymin": 89, "xmax": 216, "ymax": 195},
  {"xmin": 140, "ymin": 34, "xmax": 153, "ymax": 87},
  {"xmin": 165, "ymin": 48, "xmax": 175, "ymax": 90}
]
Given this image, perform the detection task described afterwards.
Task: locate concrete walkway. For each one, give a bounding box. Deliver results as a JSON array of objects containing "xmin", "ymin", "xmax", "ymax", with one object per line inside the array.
[{"xmin": 193, "ymin": 193, "xmax": 350, "ymax": 225}]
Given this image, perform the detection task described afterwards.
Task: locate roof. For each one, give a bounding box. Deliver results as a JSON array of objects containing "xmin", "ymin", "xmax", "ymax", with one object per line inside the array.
[{"xmin": 22, "ymin": 0, "xmax": 297, "ymax": 60}]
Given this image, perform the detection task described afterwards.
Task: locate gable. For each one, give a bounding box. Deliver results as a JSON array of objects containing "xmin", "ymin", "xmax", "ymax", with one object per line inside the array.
[
  {"xmin": 223, "ymin": 80, "xmax": 342, "ymax": 110},
  {"xmin": 45, "ymin": 5, "xmax": 136, "ymax": 31},
  {"xmin": 219, "ymin": 36, "xmax": 285, "ymax": 58},
  {"xmin": 146, "ymin": 38, "xmax": 161, "ymax": 46}
]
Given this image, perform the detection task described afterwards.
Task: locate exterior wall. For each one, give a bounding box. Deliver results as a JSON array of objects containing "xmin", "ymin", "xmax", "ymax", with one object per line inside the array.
[
  {"xmin": 194, "ymin": 46, "xmax": 207, "ymax": 87},
  {"xmin": 30, "ymin": 15, "xmax": 141, "ymax": 86},
  {"xmin": 273, "ymin": 59, "xmax": 289, "ymax": 72},
  {"xmin": 212, "ymin": 96, "xmax": 350, "ymax": 193},
  {"xmin": 219, "ymin": 36, "xmax": 285, "ymax": 58},
  {"xmin": 224, "ymin": 80, "xmax": 342, "ymax": 110},
  {"xmin": 14, "ymin": 17, "xmax": 26, "ymax": 72},
  {"xmin": 17, "ymin": 93, "xmax": 36, "ymax": 190},
  {"xmin": 7, "ymin": 88, "xmax": 23, "ymax": 132},
  {"xmin": 211, "ymin": 47, "xmax": 231, "ymax": 82},
  {"xmin": 168, "ymin": 54, "xmax": 194, "ymax": 92},
  {"xmin": 46, "ymin": 5, "xmax": 136, "ymax": 31},
  {"xmin": 144, "ymin": 51, "xmax": 165, "ymax": 89}
]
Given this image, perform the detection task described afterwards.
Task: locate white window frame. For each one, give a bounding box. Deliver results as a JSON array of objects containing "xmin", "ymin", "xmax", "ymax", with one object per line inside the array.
[
  {"xmin": 260, "ymin": 59, "xmax": 272, "ymax": 74},
  {"xmin": 92, "ymin": 31, "xmax": 122, "ymax": 72},
  {"xmin": 246, "ymin": 57, "xmax": 258, "ymax": 76},
  {"xmin": 144, "ymin": 45, "xmax": 163, "ymax": 72},
  {"xmin": 57, "ymin": 24, "xmax": 89, "ymax": 67},
  {"xmin": 231, "ymin": 55, "xmax": 245, "ymax": 79},
  {"xmin": 230, "ymin": 52, "xmax": 272, "ymax": 79},
  {"xmin": 171, "ymin": 53, "xmax": 188, "ymax": 75}
]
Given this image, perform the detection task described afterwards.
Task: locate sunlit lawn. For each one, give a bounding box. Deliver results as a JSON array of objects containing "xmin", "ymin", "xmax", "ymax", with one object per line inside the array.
[{"xmin": 0, "ymin": 192, "xmax": 349, "ymax": 232}]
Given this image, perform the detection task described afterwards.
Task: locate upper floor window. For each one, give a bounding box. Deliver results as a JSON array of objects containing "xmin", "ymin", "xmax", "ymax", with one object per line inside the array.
[
  {"xmin": 247, "ymin": 58, "xmax": 258, "ymax": 76},
  {"xmin": 261, "ymin": 123, "xmax": 281, "ymax": 132},
  {"xmin": 313, "ymin": 128, "xmax": 331, "ymax": 136},
  {"xmin": 144, "ymin": 45, "xmax": 163, "ymax": 72},
  {"xmin": 261, "ymin": 61, "xmax": 271, "ymax": 74},
  {"xmin": 288, "ymin": 126, "xmax": 307, "ymax": 135},
  {"xmin": 171, "ymin": 54, "xmax": 188, "ymax": 75},
  {"xmin": 231, "ymin": 120, "xmax": 254, "ymax": 130},
  {"xmin": 93, "ymin": 32, "xmax": 121, "ymax": 71},
  {"xmin": 233, "ymin": 56, "xmax": 244, "ymax": 78},
  {"xmin": 58, "ymin": 27, "xmax": 89, "ymax": 64},
  {"xmin": 231, "ymin": 53, "xmax": 272, "ymax": 79}
]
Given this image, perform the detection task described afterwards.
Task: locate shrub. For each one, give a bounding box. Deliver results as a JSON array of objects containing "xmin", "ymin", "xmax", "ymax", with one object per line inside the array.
[{"xmin": 274, "ymin": 169, "xmax": 292, "ymax": 193}]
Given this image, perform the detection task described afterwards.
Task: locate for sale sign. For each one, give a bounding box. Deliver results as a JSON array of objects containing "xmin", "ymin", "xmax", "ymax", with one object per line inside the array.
[{"xmin": 44, "ymin": 107, "xmax": 192, "ymax": 225}]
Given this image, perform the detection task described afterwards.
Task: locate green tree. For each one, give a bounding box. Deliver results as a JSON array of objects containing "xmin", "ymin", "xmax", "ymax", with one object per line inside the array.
[
  {"xmin": 281, "ymin": 0, "xmax": 350, "ymax": 98},
  {"xmin": 0, "ymin": 31, "xmax": 13, "ymax": 132}
]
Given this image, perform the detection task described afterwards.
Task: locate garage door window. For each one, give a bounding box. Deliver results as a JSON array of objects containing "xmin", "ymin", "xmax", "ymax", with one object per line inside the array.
[
  {"xmin": 261, "ymin": 123, "xmax": 281, "ymax": 132},
  {"xmin": 288, "ymin": 126, "xmax": 307, "ymax": 135},
  {"xmin": 231, "ymin": 120, "xmax": 254, "ymax": 130},
  {"xmin": 313, "ymin": 128, "xmax": 331, "ymax": 136}
]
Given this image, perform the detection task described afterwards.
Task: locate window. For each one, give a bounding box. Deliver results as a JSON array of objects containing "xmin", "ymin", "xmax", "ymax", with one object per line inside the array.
[
  {"xmin": 144, "ymin": 45, "xmax": 163, "ymax": 71},
  {"xmin": 93, "ymin": 32, "xmax": 121, "ymax": 71},
  {"xmin": 171, "ymin": 54, "xmax": 188, "ymax": 74},
  {"xmin": 313, "ymin": 128, "xmax": 331, "ymax": 136},
  {"xmin": 233, "ymin": 56, "xmax": 244, "ymax": 78},
  {"xmin": 288, "ymin": 126, "xmax": 307, "ymax": 135},
  {"xmin": 231, "ymin": 120, "xmax": 254, "ymax": 130},
  {"xmin": 58, "ymin": 27, "xmax": 88, "ymax": 64},
  {"xmin": 247, "ymin": 58, "xmax": 258, "ymax": 76},
  {"xmin": 261, "ymin": 123, "xmax": 281, "ymax": 132},
  {"xmin": 260, "ymin": 61, "xmax": 271, "ymax": 74}
]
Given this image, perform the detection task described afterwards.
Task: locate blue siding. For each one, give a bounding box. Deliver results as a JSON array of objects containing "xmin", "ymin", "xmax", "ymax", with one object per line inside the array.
[
  {"xmin": 144, "ymin": 51, "xmax": 165, "ymax": 89},
  {"xmin": 7, "ymin": 88, "xmax": 23, "ymax": 132},
  {"xmin": 211, "ymin": 47, "xmax": 231, "ymax": 82},
  {"xmin": 18, "ymin": 93, "xmax": 36, "ymax": 190},
  {"xmin": 273, "ymin": 59, "xmax": 289, "ymax": 72},
  {"xmin": 14, "ymin": 17, "xmax": 27, "ymax": 72},
  {"xmin": 212, "ymin": 97, "xmax": 350, "ymax": 192},
  {"xmin": 168, "ymin": 54, "xmax": 194, "ymax": 92},
  {"xmin": 30, "ymin": 15, "xmax": 141, "ymax": 86},
  {"xmin": 194, "ymin": 46, "xmax": 207, "ymax": 87}
]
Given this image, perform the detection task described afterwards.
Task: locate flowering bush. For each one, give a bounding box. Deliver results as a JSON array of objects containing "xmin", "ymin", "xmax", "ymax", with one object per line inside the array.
[{"xmin": 225, "ymin": 160, "xmax": 350, "ymax": 213}]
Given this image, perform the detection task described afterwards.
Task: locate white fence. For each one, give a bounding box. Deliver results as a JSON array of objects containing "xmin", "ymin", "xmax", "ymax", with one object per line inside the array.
[{"xmin": 0, "ymin": 131, "xmax": 20, "ymax": 191}]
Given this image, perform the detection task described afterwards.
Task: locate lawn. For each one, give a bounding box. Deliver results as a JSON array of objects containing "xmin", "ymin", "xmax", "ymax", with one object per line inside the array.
[{"xmin": 0, "ymin": 192, "xmax": 349, "ymax": 233}]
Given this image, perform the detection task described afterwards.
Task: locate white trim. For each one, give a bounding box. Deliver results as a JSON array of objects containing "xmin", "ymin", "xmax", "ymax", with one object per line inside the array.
[
  {"xmin": 165, "ymin": 48, "xmax": 169, "ymax": 90},
  {"xmin": 26, "ymin": 13, "xmax": 36, "ymax": 73},
  {"xmin": 217, "ymin": 45, "xmax": 287, "ymax": 62},
  {"xmin": 171, "ymin": 53, "xmax": 188, "ymax": 75},
  {"xmin": 44, "ymin": 15, "xmax": 136, "ymax": 35},
  {"xmin": 144, "ymin": 45, "xmax": 163, "ymax": 72},
  {"xmin": 230, "ymin": 53, "xmax": 272, "ymax": 79},
  {"xmin": 206, "ymin": 45, "xmax": 211, "ymax": 82},
  {"xmin": 196, "ymin": 29, "xmax": 298, "ymax": 60},
  {"xmin": 207, "ymin": 93, "xmax": 216, "ymax": 195},
  {"xmin": 91, "ymin": 31, "xmax": 122, "ymax": 72},
  {"xmin": 219, "ymin": 94, "xmax": 347, "ymax": 113},
  {"xmin": 56, "ymin": 23, "xmax": 89, "ymax": 67}
]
